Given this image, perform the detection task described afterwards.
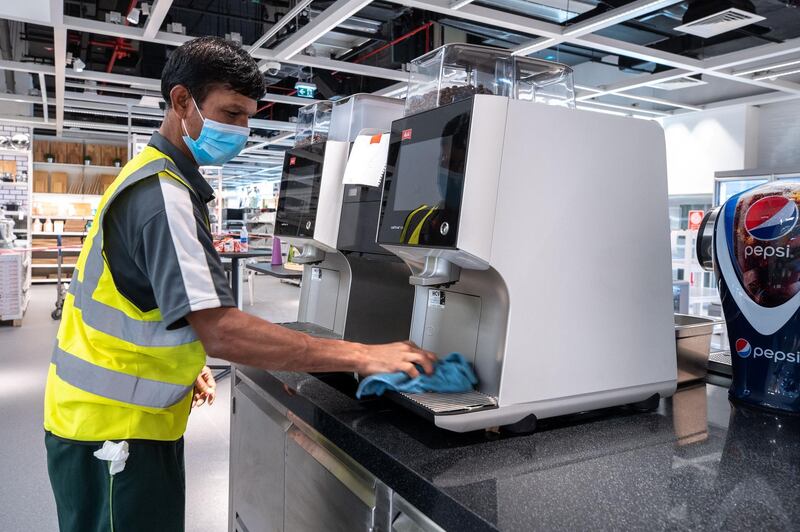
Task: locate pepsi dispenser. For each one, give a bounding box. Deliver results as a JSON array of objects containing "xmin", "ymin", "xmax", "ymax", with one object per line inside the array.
[
  {"xmin": 377, "ymin": 44, "xmax": 677, "ymax": 432},
  {"xmin": 697, "ymin": 181, "xmax": 800, "ymax": 413},
  {"xmin": 275, "ymin": 95, "xmax": 414, "ymax": 343}
]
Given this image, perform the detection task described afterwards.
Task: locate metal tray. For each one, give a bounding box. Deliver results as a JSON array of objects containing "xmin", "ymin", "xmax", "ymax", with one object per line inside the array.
[
  {"xmin": 279, "ymin": 321, "xmax": 343, "ymax": 340},
  {"xmin": 386, "ymin": 390, "xmax": 498, "ymax": 421},
  {"xmin": 674, "ymin": 314, "xmax": 719, "ymax": 383}
]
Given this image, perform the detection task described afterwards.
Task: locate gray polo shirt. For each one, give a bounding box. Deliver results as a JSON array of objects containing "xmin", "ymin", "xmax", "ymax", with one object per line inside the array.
[{"xmin": 103, "ymin": 132, "xmax": 235, "ymax": 330}]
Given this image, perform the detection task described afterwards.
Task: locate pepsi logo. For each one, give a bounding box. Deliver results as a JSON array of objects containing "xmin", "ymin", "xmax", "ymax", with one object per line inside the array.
[
  {"xmin": 735, "ymin": 338, "xmax": 752, "ymax": 358},
  {"xmin": 744, "ymin": 195, "xmax": 798, "ymax": 241}
]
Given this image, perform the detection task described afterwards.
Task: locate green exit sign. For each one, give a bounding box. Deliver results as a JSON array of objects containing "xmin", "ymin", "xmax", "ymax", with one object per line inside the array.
[{"xmin": 295, "ymin": 82, "xmax": 317, "ymax": 99}]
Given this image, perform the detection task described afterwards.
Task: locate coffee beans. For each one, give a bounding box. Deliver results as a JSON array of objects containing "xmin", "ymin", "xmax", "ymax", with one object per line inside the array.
[{"xmin": 407, "ymin": 84, "xmax": 494, "ymax": 114}]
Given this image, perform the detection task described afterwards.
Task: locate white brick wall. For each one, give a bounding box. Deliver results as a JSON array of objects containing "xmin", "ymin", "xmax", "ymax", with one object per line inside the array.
[{"xmin": 0, "ymin": 123, "xmax": 31, "ymax": 214}]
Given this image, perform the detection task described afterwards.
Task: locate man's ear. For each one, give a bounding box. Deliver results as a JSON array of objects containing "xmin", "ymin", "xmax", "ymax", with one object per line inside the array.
[{"xmin": 170, "ymin": 85, "xmax": 192, "ymax": 120}]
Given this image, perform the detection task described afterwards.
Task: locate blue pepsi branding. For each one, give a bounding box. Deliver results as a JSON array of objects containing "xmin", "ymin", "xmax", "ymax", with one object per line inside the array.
[
  {"xmin": 734, "ymin": 338, "xmax": 751, "ymax": 358},
  {"xmin": 716, "ymin": 181, "xmax": 800, "ymax": 412},
  {"xmin": 735, "ymin": 338, "xmax": 799, "ymax": 363},
  {"xmin": 744, "ymin": 196, "xmax": 798, "ymax": 240}
]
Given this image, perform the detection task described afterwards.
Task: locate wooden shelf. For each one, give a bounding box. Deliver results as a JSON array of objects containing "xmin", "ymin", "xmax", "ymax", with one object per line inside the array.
[
  {"xmin": 32, "ymin": 192, "xmax": 101, "ymax": 200},
  {"xmin": 32, "ymin": 249, "xmax": 81, "ymax": 253},
  {"xmin": 33, "ymin": 162, "xmax": 121, "ymax": 171},
  {"xmin": 32, "ymin": 231, "xmax": 87, "ymax": 236},
  {"xmin": 32, "ymin": 277, "xmax": 70, "ymax": 284},
  {"xmin": 31, "ymin": 215, "xmax": 92, "ymax": 220},
  {"xmin": 0, "ymin": 148, "xmax": 31, "ymax": 157},
  {"xmin": 32, "ymin": 263, "xmax": 77, "ymax": 269}
]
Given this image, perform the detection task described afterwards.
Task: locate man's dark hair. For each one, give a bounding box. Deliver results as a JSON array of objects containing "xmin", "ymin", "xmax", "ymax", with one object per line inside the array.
[{"xmin": 161, "ymin": 36, "xmax": 266, "ymax": 107}]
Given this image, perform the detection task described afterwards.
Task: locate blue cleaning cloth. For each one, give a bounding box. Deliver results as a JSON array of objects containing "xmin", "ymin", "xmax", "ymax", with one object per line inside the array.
[{"xmin": 356, "ymin": 353, "xmax": 478, "ymax": 399}]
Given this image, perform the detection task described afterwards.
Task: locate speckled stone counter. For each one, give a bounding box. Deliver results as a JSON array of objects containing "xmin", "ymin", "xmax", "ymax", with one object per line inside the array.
[{"xmin": 234, "ymin": 366, "xmax": 800, "ymax": 532}]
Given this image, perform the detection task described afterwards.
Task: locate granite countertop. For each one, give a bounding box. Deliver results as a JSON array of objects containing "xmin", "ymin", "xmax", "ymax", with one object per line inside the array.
[{"xmin": 235, "ymin": 367, "xmax": 800, "ymax": 532}]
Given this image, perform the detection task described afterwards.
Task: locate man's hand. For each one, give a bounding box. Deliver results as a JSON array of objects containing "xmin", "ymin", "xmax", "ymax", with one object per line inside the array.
[
  {"xmin": 192, "ymin": 366, "xmax": 216, "ymax": 408},
  {"xmin": 187, "ymin": 307, "xmax": 438, "ymax": 378},
  {"xmin": 356, "ymin": 341, "xmax": 438, "ymax": 378}
]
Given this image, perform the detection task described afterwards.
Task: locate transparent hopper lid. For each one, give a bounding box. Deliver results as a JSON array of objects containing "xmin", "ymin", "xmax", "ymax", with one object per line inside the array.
[
  {"xmin": 405, "ymin": 43, "xmax": 575, "ymax": 116},
  {"xmin": 294, "ymin": 100, "xmax": 333, "ymax": 147},
  {"xmin": 328, "ymin": 94, "xmax": 404, "ymax": 142}
]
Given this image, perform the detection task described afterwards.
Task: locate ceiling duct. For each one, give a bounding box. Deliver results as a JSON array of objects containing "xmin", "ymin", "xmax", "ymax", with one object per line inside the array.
[{"xmin": 674, "ymin": 0, "xmax": 765, "ymax": 39}]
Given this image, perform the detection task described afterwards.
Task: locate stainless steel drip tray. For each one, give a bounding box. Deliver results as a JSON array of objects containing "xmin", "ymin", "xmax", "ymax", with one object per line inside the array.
[
  {"xmin": 708, "ymin": 349, "xmax": 732, "ymax": 377},
  {"xmin": 279, "ymin": 321, "xmax": 343, "ymax": 340},
  {"xmin": 386, "ymin": 390, "xmax": 498, "ymax": 421}
]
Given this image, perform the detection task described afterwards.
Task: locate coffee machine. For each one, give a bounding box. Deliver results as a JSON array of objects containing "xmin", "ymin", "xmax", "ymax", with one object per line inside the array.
[
  {"xmin": 275, "ymin": 95, "xmax": 414, "ymax": 343},
  {"xmin": 697, "ymin": 180, "xmax": 800, "ymax": 413},
  {"xmin": 377, "ymin": 44, "xmax": 677, "ymax": 432}
]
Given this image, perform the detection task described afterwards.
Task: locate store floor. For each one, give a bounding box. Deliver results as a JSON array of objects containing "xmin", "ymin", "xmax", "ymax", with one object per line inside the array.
[{"xmin": 0, "ymin": 274, "xmax": 300, "ymax": 532}]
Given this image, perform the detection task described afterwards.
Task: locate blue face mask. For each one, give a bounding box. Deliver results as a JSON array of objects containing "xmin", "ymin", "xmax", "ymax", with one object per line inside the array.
[{"xmin": 182, "ymin": 98, "xmax": 249, "ymax": 166}]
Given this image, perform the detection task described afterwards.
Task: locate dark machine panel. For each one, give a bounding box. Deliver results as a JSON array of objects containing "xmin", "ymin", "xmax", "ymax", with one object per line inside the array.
[
  {"xmin": 338, "ymin": 184, "xmax": 386, "ymax": 255},
  {"xmin": 275, "ymin": 143, "xmax": 326, "ymax": 238},
  {"xmin": 378, "ymin": 98, "xmax": 473, "ymax": 248}
]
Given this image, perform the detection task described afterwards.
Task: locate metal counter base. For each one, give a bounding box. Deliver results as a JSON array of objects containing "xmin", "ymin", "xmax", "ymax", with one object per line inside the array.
[
  {"xmin": 228, "ymin": 368, "xmax": 444, "ymax": 532},
  {"xmin": 229, "ymin": 366, "xmax": 800, "ymax": 532}
]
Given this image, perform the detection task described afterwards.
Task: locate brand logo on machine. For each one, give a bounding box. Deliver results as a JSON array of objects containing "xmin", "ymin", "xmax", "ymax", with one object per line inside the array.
[
  {"xmin": 440, "ymin": 222, "xmax": 449, "ymax": 236},
  {"xmin": 735, "ymin": 338, "xmax": 752, "ymax": 358},
  {"xmin": 735, "ymin": 338, "xmax": 800, "ymax": 364},
  {"xmin": 745, "ymin": 196, "xmax": 798, "ymax": 241},
  {"xmin": 401, "ymin": 129, "xmax": 413, "ymax": 141},
  {"xmin": 289, "ymin": 156, "xmax": 297, "ymax": 166}
]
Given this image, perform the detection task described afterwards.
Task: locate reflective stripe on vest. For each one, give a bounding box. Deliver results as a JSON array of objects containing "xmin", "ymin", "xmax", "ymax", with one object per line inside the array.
[
  {"xmin": 67, "ymin": 277, "xmax": 197, "ymax": 347},
  {"xmin": 51, "ymin": 151, "xmax": 201, "ymax": 408},
  {"xmin": 52, "ymin": 345, "xmax": 192, "ymax": 408}
]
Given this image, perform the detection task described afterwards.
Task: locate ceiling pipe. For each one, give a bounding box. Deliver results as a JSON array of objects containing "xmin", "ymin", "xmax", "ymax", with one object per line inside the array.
[
  {"xmin": 350, "ymin": 21, "xmax": 433, "ymax": 65},
  {"xmin": 106, "ymin": 0, "xmax": 139, "ymax": 73}
]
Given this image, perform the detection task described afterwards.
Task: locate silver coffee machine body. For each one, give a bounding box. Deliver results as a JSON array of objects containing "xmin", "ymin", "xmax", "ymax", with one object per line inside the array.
[{"xmin": 378, "ymin": 95, "xmax": 678, "ymax": 432}]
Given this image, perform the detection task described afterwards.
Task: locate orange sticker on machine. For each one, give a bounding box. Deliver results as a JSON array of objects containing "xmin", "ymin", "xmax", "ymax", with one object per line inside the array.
[{"xmin": 370, "ymin": 134, "xmax": 382, "ymax": 144}]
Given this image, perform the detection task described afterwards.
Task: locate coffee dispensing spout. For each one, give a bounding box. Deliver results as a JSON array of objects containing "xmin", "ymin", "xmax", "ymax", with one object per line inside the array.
[
  {"xmin": 408, "ymin": 256, "xmax": 461, "ymax": 286},
  {"xmin": 293, "ymin": 244, "xmax": 326, "ymax": 264},
  {"xmin": 696, "ymin": 207, "xmax": 721, "ymax": 272}
]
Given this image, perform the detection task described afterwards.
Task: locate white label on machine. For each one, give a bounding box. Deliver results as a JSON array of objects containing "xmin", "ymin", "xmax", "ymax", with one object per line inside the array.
[
  {"xmin": 428, "ymin": 289, "xmax": 446, "ymax": 308},
  {"xmin": 311, "ymin": 267, "xmax": 322, "ymax": 281},
  {"xmin": 341, "ymin": 129, "xmax": 389, "ymax": 187}
]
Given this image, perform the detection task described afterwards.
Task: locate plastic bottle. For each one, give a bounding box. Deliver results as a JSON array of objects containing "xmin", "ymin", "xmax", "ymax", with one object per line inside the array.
[{"xmin": 239, "ymin": 225, "xmax": 249, "ymax": 253}]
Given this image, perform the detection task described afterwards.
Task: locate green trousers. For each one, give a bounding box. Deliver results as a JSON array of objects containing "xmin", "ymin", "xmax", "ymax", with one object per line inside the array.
[{"xmin": 45, "ymin": 432, "xmax": 185, "ymax": 532}]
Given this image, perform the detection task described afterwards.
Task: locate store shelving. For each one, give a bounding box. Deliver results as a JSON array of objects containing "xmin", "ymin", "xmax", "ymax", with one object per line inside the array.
[
  {"xmin": 32, "ymin": 263, "xmax": 77, "ymax": 269},
  {"xmin": 33, "ymin": 162, "xmax": 122, "ymax": 171},
  {"xmin": 33, "ymin": 249, "xmax": 82, "ymax": 253},
  {"xmin": 32, "ymin": 192, "xmax": 102, "ymax": 200},
  {"xmin": 32, "ymin": 278, "xmax": 70, "ymax": 284},
  {"xmin": 31, "ymin": 231, "xmax": 88, "ymax": 236},
  {"xmin": 0, "ymin": 126, "xmax": 33, "ymax": 323}
]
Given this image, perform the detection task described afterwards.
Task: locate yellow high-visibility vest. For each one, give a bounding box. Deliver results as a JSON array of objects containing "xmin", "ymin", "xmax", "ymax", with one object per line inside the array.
[{"xmin": 43, "ymin": 146, "xmax": 207, "ymax": 442}]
